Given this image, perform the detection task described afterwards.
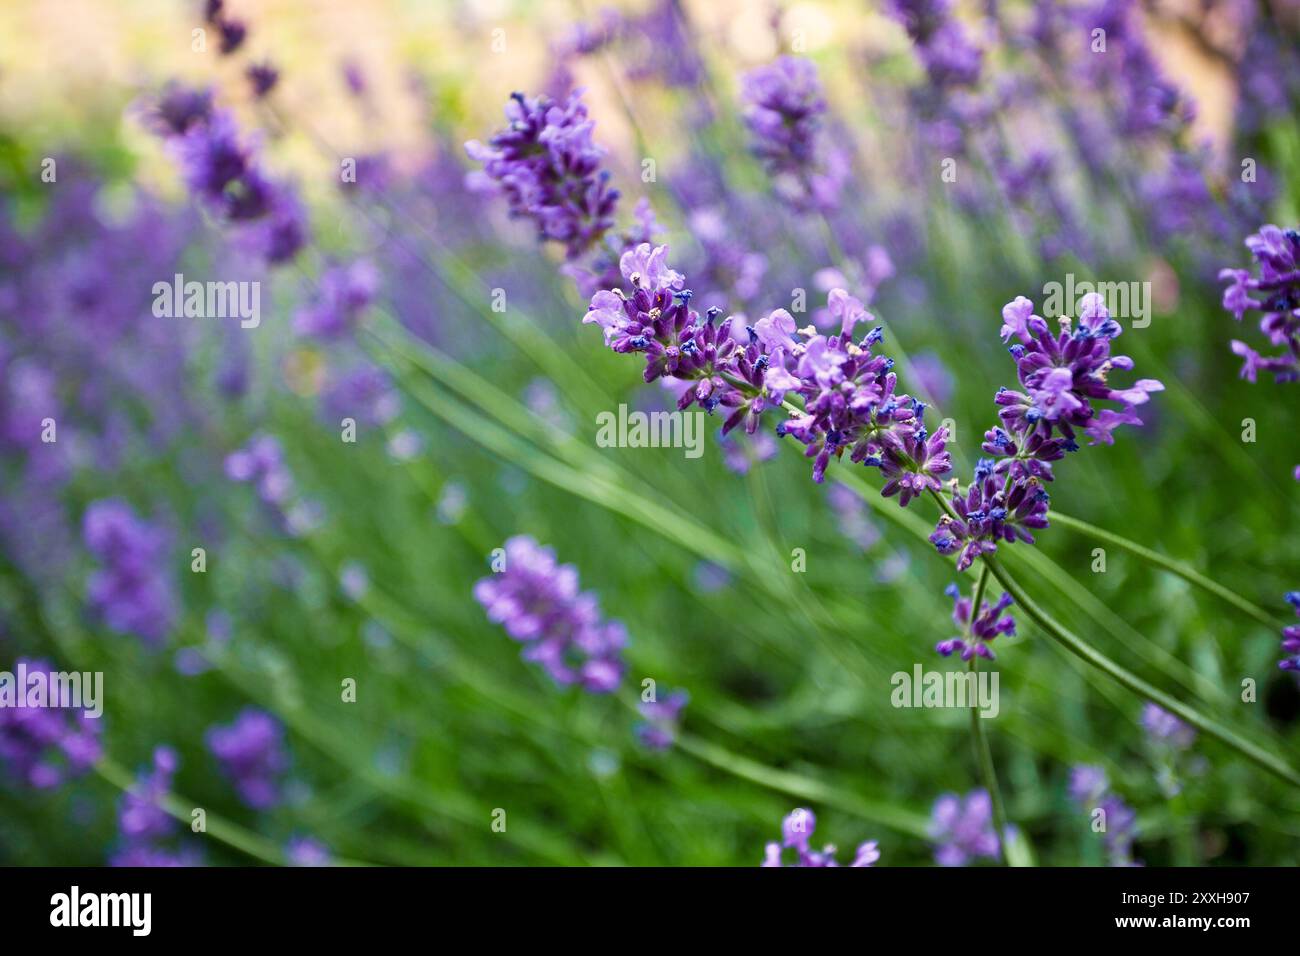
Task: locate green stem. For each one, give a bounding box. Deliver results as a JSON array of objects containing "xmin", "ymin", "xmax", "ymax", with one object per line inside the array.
[
  {"xmin": 964, "ymin": 566, "xmax": 1015, "ymax": 865},
  {"xmin": 980, "ymin": 550, "xmax": 1300, "ymax": 788},
  {"xmin": 926, "ymin": 489, "xmax": 1300, "ymax": 788},
  {"xmin": 1051, "ymin": 510, "xmax": 1288, "ymax": 630}
]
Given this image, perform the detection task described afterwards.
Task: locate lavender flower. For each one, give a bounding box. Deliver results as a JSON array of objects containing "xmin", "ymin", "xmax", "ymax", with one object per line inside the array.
[
  {"xmin": 159, "ymin": 103, "xmax": 306, "ymax": 265},
  {"xmin": 635, "ymin": 688, "xmax": 688, "ymax": 751},
  {"xmin": 473, "ymin": 536, "xmax": 627, "ymax": 693},
  {"xmin": 294, "ymin": 260, "xmax": 379, "ymax": 340},
  {"xmin": 929, "ymin": 789, "xmax": 1000, "ymax": 866},
  {"xmin": 466, "ymin": 90, "xmax": 619, "ymax": 260},
  {"xmin": 286, "ymin": 836, "xmax": 332, "ymax": 867},
  {"xmin": 583, "ymin": 245, "xmax": 942, "ymax": 490},
  {"xmin": 0, "ymin": 658, "xmax": 102, "ymax": 789},
  {"xmin": 224, "ymin": 433, "xmax": 295, "ymax": 505},
  {"xmin": 1277, "ymin": 592, "xmax": 1300, "ymax": 674},
  {"xmin": 931, "ymin": 293, "xmax": 1161, "ymax": 569},
  {"xmin": 740, "ymin": 56, "xmax": 845, "ymax": 210},
  {"xmin": 110, "ymin": 746, "xmax": 202, "ymax": 867},
  {"xmin": 1140, "ymin": 703, "xmax": 1196, "ymax": 751},
  {"xmin": 929, "ymin": 467, "xmax": 1050, "ymax": 572},
  {"xmin": 761, "ymin": 808, "xmax": 879, "ymax": 867},
  {"xmin": 247, "ymin": 62, "xmax": 280, "ymax": 98},
  {"xmin": 1068, "ymin": 764, "xmax": 1109, "ymax": 805},
  {"xmin": 887, "ymin": 0, "xmax": 983, "ymax": 88},
  {"xmin": 83, "ymin": 499, "xmax": 176, "ymax": 647},
  {"xmin": 1220, "ymin": 225, "xmax": 1300, "ymax": 383},
  {"xmin": 1068, "ymin": 762, "xmax": 1140, "ymax": 867},
  {"xmin": 935, "ymin": 582, "xmax": 1015, "ymax": 661},
  {"xmin": 206, "ymin": 708, "xmax": 289, "ymax": 810}
]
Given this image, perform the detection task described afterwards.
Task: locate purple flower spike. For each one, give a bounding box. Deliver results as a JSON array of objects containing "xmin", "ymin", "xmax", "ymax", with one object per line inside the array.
[
  {"xmin": 474, "ymin": 536, "xmax": 626, "ymax": 693},
  {"xmin": 0, "ymin": 658, "xmax": 103, "ymax": 789},
  {"xmin": 83, "ymin": 499, "xmax": 176, "ymax": 647},
  {"xmin": 110, "ymin": 746, "xmax": 203, "ymax": 867},
  {"xmin": 1219, "ymin": 225, "xmax": 1300, "ymax": 384},
  {"xmin": 741, "ymin": 56, "xmax": 846, "ymax": 210},
  {"xmin": 935, "ymin": 581, "xmax": 1015, "ymax": 661},
  {"xmin": 635, "ymin": 688, "xmax": 689, "ymax": 751},
  {"xmin": 1278, "ymin": 592, "xmax": 1300, "ymax": 674},
  {"xmin": 929, "ymin": 789, "xmax": 1000, "ymax": 866},
  {"xmin": 1068, "ymin": 763, "xmax": 1141, "ymax": 867},
  {"xmin": 206, "ymin": 708, "xmax": 289, "ymax": 810},
  {"xmin": 466, "ymin": 90, "xmax": 619, "ymax": 260},
  {"xmin": 761, "ymin": 807, "xmax": 879, "ymax": 867}
]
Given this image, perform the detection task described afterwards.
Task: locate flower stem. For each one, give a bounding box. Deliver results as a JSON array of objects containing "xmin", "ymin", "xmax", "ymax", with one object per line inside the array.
[
  {"xmin": 924, "ymin": 490, "xmax": 1300, "ymax": 788},
  {"xmin": 965, "ymin": 564, "xmax": 1015, "ymax": 865},
  {"xmin": 1050, "ymin": 510, "xmax": 1288, "ymax": 630}
]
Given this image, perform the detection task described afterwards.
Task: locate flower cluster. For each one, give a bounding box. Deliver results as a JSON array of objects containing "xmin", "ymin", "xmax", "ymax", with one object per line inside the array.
[
  {"xmin": 1278, "ymin": 592, "xmax": 1300, "ymax": 675},
  {"xmin": 1068, "ymin": 764, "xmax": 1140, "ymax": 867},
  {"xmin": 111, "ymin": 746, "xmax": 202, "ymax": 867},
  {"xmin": 152, "ymin": 91, "xmax": 306, "ymax": 266},
  {"xmin": 761, "ymin": 808, "xmax": 879, "ymax": 867},
  {"xmin": 740, "ymin": 56, "xmax": 846, "ymax": 210},
  {"xmin": 930, "ymin": 293, "xmax": 1162, "ymax": 572},
  {"xmin": 886, "ymin": 0, "xmax": 983, "ymax": 89},
  {"xmin": 204, "ymin": 0, "xmax": 247, "ymax": 56},
  {"xmin": 1220, "ymin": 225, "xmax": 1300, "ymax": 384},
  {"xmin": 465, "ymin": 90, "xmax": 619, "ymax": 260},
  {"xmin": 935, "ymin": 582, "xmax": 1016, "ymax": 661},
  {"xmin": 83, "ymin": 499, "xmax": 176, "ymax": 647},
  {"xmin": 929, "ymin": 789, "xmax": 1000, "ymax": 866},
  {"xmin": 635, "ymin": 688, "xmax": 688, "ymax": 751},
  {"xmin": 473, "ymin": 535, "xmax": 627, "ymax": 693},
  {"xmin": 584, "ymin": 243, "xmax": 948, "ymax": 488},
  {"xmin": 0, "ymin": 659, "xmax": 103, "ymax": 789},
  {"xmin": 206, "ymin": 708, "xmax": 289, "ymax": 810}
]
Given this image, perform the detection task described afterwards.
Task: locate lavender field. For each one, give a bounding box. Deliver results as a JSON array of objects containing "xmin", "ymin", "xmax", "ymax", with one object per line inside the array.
[{"xmin": 1, "ymin": 0, "xmax": 1298, "ymax": 870}]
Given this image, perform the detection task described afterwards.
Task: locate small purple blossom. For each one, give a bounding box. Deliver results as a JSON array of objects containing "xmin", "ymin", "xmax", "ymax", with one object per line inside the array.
[
  {"xmin": 1219, "ymin": 225, "xmax": 1300, "ymax": 383},
  {"xmin": 761, "ymin": 808, "xmax": 879, "ymax": 867},
  {"xmin": 206, "ymin": 708, "xmax": 289, "ymax": 810},
  {"xmin": 635, "ymin": 688, "xmax": 688, "ymax": 751},
  {"xmin": 929, "ymin": 789, "xmax": 1000, "ymax": 866},
  {"xmin": 1278, "ymin": 592, "xmax": 1300, "ymax": 675},
  {"xmin": 1068, "ymin": 762, "xmax": 1140, "ymax": 867},
  {"xmin": 224, "ymin": 433, "xmax": 295, "ymax": 505},
  {"xmin": 1140, "ymin": 703, "xmax": 1196, "ymax": 751},
  {"xmin": 110, "ymin": 746, "xmax": 202, "ymax": 867},
  {"xmin": 473, "ymin": 536, "xmax": 627, "ymax": 693},
  {"xmin": 0, "ymin": 658, "xmax": 103, "ymax": 789},
  {"xmin": 83, "ymin": 499, "xmax": 176, "ymax": 647},
  {"xmin": 294, "ymin": 260, "xmax": 379, "ymax": 340},
  {"xmin": 935, "ymin": 582, "xmax": 1015, "ymax": 660},
  {"xmin": 286, "ymin": 836, "xmax": 332, "ymax": 867}
]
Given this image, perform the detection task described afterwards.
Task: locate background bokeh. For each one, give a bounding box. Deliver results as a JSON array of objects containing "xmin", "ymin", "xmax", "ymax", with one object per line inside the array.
[{"xmin": 1, "ymin": 0, "xmax": 1298, "ymax": 866}]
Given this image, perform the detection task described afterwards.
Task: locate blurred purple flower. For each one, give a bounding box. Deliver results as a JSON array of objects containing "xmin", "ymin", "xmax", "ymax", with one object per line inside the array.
[
  {"xmin": 474, "ymin": 536, "xmax": 627, "ymax": 693},
  {"xmin": 206, "ymin": 708, "xmax": 289, "ymax": 810}
]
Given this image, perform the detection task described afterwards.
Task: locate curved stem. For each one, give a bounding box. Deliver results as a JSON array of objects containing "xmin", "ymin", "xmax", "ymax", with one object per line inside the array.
[
  {"xmin": 987, "ymin": 553, "xmax": 1300, "ymax": 788},
  {"xmin": 1051, "ymin": 510, "xmax": 1287, "ymax": 630},
  {"xmin": 925, "ymin": 490, "xmax": 1300, "ymax": 788}
]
